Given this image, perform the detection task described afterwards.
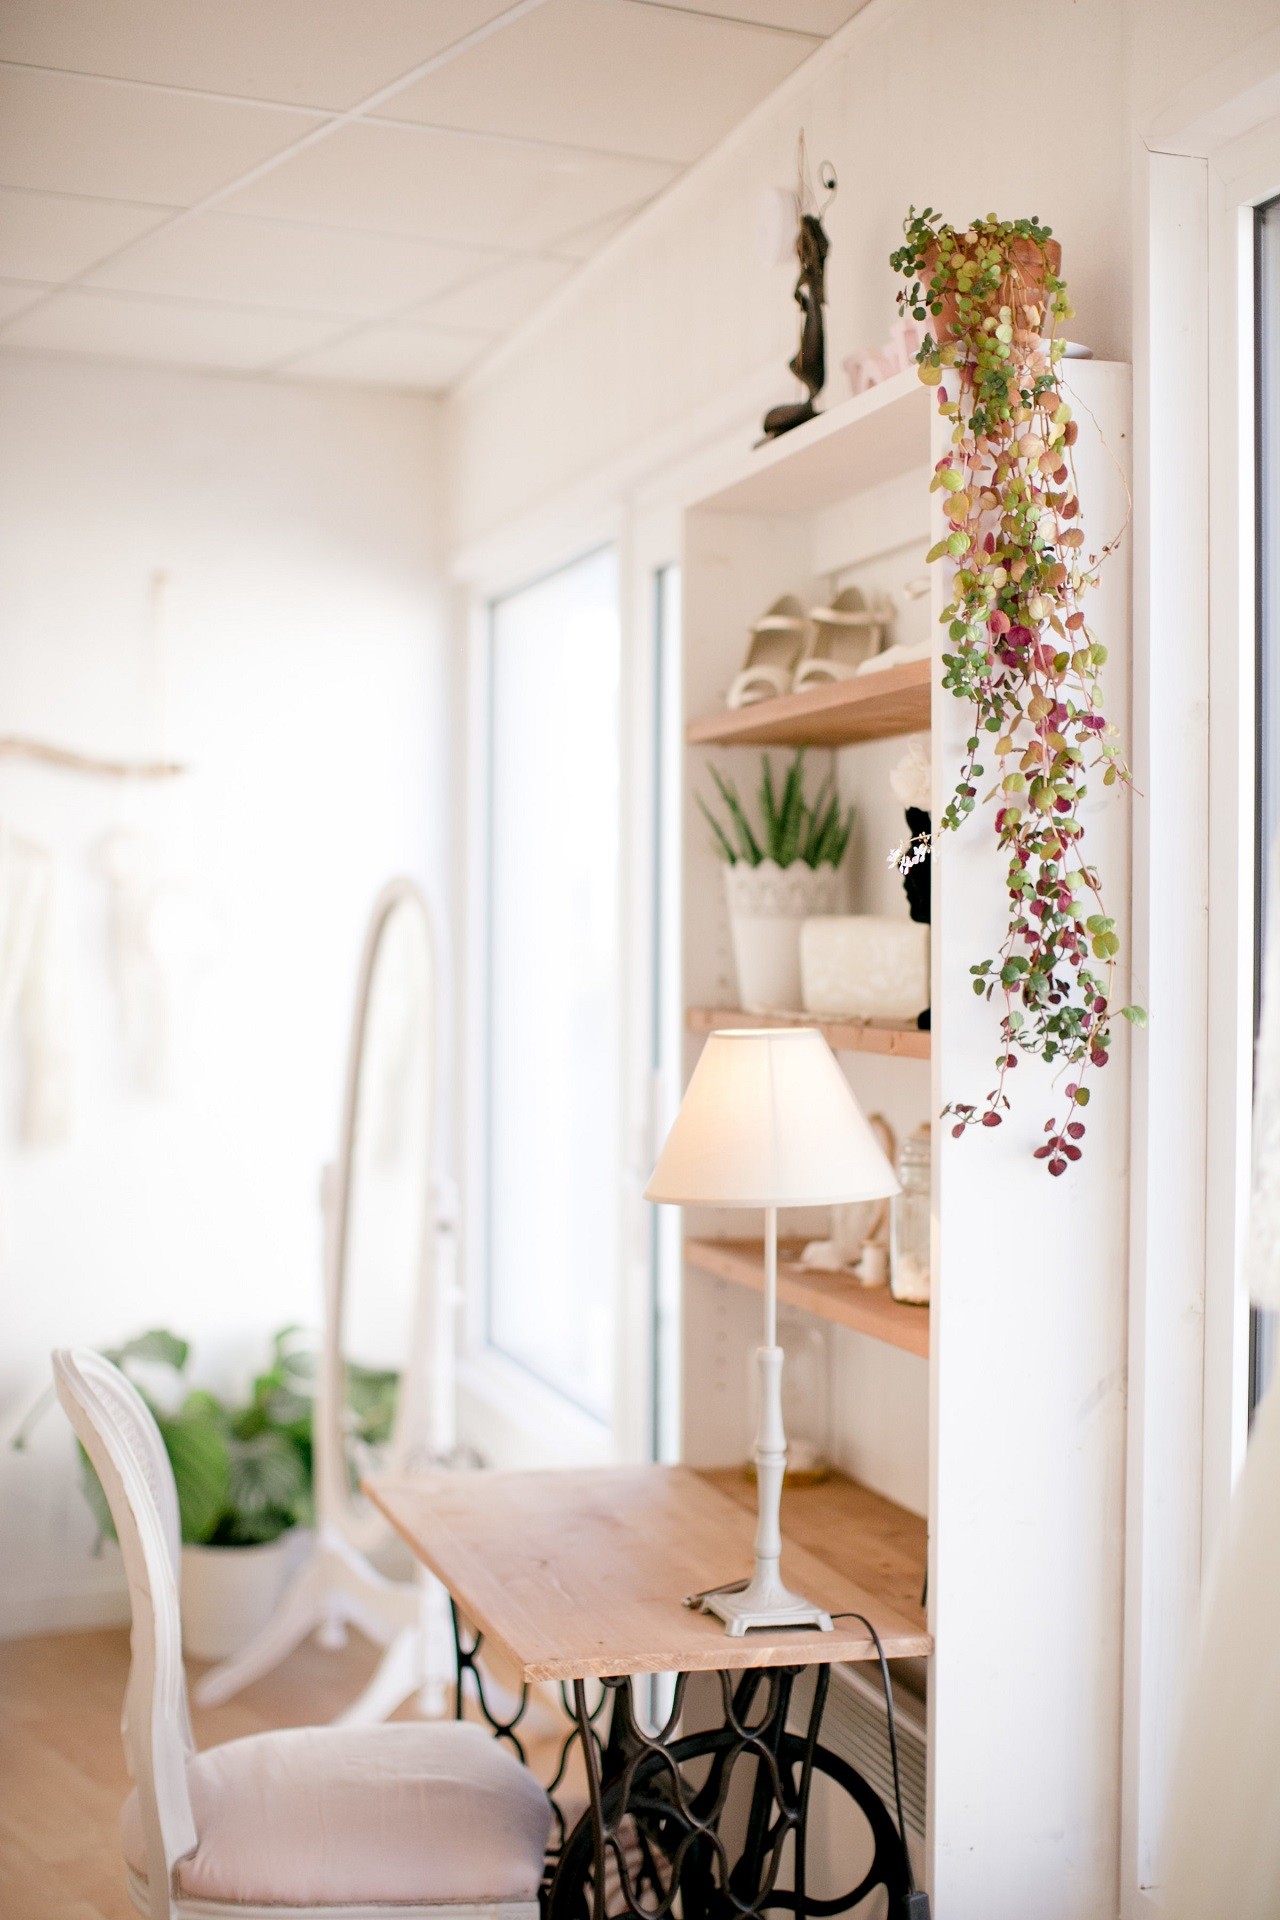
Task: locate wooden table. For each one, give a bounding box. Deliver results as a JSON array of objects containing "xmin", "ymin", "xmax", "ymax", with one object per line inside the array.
[
  {"xmin": 366, "ymin": 1463, "xmax": 929, "ymax": 1680},
  {"xmin": 365, "ymin": 1464, "xmax": 929, "ymax": 1919}
]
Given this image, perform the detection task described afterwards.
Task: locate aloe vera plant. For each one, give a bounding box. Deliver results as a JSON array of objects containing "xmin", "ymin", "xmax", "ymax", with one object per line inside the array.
[{"xmin": 698, "ymin": 751, "xmax": 853, "ymax": 869}]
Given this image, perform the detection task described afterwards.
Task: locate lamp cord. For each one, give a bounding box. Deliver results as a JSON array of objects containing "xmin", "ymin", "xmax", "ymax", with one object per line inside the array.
[
  {"xmin": 832, "ymin": 1612, "xmax": 909, "ymax": 1881},
  {"xmin": 827, "ymin": 1611, "xmax": 926, "ymax": 1914}
]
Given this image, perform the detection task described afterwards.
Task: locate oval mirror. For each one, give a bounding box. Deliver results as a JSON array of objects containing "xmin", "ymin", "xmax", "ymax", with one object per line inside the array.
[{"xmin": 318, "ymin": 878, "xmax": 439, "ymax": 1553}]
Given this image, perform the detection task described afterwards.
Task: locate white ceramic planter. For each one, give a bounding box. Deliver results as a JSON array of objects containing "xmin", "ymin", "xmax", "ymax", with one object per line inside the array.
[
  {"xmin": 724, "ymin": 860, "xmax": 843, "ymax": 1013},
  {"xmin": 180, "ymin": 1530, "xmax": 304, "ymax": 1661},
  {"xmin": 800, "ymin": 915, "xmax": 930, "ymax": 1022}
]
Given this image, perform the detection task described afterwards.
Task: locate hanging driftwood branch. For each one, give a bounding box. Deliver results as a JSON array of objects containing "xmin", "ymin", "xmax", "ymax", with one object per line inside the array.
[{"xmin": 0, "ymin": 737, "xmax": 187, "ymax": 779}]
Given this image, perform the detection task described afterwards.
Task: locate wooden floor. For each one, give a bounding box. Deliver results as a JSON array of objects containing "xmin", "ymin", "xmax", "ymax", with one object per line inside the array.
[{"xmin": 0, "ymin": 1627, "xmax": 569, "ymax": 1920}]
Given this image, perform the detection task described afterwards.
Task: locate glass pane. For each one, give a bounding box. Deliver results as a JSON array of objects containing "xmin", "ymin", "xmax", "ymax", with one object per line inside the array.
[
  {"xmin": 1254, "ymin": 197, "xmax": 1280, "ymax": 1412},
  {"xmin": 486, "ymin": 547, "xmax": 620, "ymax": 1420},
  {"xmin": 651, "ymin": 562, "xmax": 683, "ymax": 1462}
]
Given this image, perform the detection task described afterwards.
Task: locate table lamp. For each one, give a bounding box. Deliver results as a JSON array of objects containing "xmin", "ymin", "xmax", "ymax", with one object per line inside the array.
[{"xmin": 646, "ymin": 1027, "xmax": 899, "ymax": 1635}]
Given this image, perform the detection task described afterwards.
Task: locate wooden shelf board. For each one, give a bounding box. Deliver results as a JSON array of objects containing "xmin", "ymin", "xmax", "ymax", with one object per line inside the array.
[
  {"xmin": 686, "ymin": 1236, "xmax": 930, "ymax": 1360},
  {"xmin": 687, "ymin": 1005, "xmax": 930, "ymax": 1061},
  {"xmin": 702, "ymin": 1466, "xmax": 928, "ymax": 1640},
  {"xmin": 686, "ymin": 655, "xmax": 931, "ymax": 749},
  {"xmin": 693, "ymin": 368, "xmax": 931, "ymax": 519}
]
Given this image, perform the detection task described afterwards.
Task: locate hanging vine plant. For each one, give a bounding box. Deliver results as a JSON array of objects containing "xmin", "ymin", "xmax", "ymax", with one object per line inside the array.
[{"xmin": 889, "ymin": 210, "xmax": 1143, "ymax": 1174}]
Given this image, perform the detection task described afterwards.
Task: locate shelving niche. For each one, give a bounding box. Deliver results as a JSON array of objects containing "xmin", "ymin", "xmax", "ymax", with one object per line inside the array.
[{"xmin": 677, "ymin": 358, "xmax": 1133, "ymax": 1903}]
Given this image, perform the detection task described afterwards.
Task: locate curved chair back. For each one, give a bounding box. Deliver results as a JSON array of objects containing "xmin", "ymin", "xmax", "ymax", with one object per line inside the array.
[{"xmin": 53, "ymin": 1348, "xmax": 196, "ymax": 1919}]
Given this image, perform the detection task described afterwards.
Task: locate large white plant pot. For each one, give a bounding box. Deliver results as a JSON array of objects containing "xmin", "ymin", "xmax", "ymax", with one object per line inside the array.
[
  {"xmin": 724, "ymin": 860, "xmax": 843, "ymax": 1013},
  {"xmin": 181, "ymin": 1532, "xmax": 303, "ymax": 1662}
]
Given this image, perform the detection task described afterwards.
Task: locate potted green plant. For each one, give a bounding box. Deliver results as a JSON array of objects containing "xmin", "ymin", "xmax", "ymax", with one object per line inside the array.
[
  {"xmin": 699, "ymin": 751, "xmax": 854, "ymax": 1012},
  {"xmin": 15, "ymin": 1326, "xmax": 397, "ymax": 1660},
  {"xmin": 890, "ymin": 209, "xmax": 1144, "ymax": 1170}
]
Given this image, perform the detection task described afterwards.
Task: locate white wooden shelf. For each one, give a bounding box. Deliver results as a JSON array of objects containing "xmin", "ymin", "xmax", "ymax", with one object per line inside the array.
[
  {"xmin": 686, "ymin": 1005, "xmax": 929, "ymax": 1061},
  {"xmin": 679, "ymin": 353, "xmax": 1136, "ymax": 1905},
  {"xmin": 695, "ymin": 369, "xmax": 931, "ymax": 518},
  {"xmin": 685, "ymin": 1237, "xmax": 929, "ymax": 1359}
]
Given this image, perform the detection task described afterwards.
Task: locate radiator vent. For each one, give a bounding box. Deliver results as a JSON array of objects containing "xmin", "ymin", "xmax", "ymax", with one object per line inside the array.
[{"xmin": 790, "ymin": 1662, "xmax": 927, "ymax": 1844}]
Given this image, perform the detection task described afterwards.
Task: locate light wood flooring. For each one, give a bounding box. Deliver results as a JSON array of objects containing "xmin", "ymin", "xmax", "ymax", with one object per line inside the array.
[{"xmin": 0, "ymin": 1627, "xmax": 568, "ymax": 1920}]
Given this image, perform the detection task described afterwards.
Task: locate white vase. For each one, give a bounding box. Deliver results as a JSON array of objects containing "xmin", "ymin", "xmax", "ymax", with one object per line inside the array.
[
  {"xmin": 180, "ymin": 1530, "xmax": 305, "ymax": 1662},
  {"xmin": 723, "ymin": 860, "xmax": 843, "ymax": 1013},
  {"xmin": 800, "ymin": 915, "xmax": 930, "ymax": 1022}
]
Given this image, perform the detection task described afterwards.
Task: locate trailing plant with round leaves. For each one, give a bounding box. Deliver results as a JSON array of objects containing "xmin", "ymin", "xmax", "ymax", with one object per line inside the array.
[{"xmin": 890, "ymin": 209, "xmax": 1144, "ymax": 1173}]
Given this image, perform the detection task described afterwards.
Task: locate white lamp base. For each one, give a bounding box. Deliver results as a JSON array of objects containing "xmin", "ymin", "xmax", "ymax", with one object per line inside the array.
[{"xmin": 700, "ymin": 1568, "xmax": 834, "ymax": 1637}]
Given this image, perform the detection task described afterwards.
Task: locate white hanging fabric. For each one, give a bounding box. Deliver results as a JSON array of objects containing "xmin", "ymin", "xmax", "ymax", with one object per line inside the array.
[
  {"xmin": 98, "ymin": 827, "xmax": 210, "ymax": 1095},
  {"xmin": 0, "ymin": 826, "xmax": 72, "ymax": 1146},
  {"xmin": 1162, "ymin": 833, "xmax": 1280, "ymax": 1913}
]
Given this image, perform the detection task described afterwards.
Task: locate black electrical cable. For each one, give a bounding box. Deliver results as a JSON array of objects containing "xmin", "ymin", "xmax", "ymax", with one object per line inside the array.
[{"xmin": 828, "ymin": 1612, "xmax": 931, "ymax": 1920}]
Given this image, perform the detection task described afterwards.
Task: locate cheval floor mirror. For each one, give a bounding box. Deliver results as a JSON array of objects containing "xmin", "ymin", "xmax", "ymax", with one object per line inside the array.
[{"xmin": 197, "ymin": 878, "xmax": 457, "ymax": 1722}]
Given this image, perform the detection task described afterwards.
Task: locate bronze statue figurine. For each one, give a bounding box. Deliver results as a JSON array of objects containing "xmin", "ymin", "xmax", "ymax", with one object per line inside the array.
[{"xmin": 762, "ymin": 144, "xmax": 836, "ymax": 442}]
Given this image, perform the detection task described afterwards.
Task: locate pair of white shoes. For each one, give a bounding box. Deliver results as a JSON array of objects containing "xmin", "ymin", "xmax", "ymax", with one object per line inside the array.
[{"xmin": 727, "ymin": 587, "xmax": 897, "ymax": 710}]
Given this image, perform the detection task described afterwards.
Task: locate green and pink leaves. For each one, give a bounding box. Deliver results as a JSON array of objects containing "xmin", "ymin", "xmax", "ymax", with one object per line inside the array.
[{"xmin": 893, "ymin": 208, "xmax": 1141, "ymax": 1172}]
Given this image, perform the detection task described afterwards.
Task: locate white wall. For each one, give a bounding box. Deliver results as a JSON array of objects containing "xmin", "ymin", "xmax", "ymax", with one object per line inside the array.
[{"xmin": 0, "ymin": 354, "xmax": 450, "ymax": 1637}]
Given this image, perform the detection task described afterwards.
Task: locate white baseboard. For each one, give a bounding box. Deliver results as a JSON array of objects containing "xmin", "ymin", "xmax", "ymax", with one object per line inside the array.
[{"xmin": 0, "ymin": 1567, "xmax": 129, "ymax": 1640}]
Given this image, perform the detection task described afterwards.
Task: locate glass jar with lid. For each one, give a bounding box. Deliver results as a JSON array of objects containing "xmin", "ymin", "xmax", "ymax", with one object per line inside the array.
[{"xmin": 890, "ymin": 1122, "xmax": 932, "ymax": 1304}]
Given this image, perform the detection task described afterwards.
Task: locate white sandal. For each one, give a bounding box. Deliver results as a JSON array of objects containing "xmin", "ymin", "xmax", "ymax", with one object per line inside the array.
[
  {"xmin": 792, "ymin": 587, "xmax": 890, "ymax": 692},
  {"xmin": 725, "ymin": 596, "xmax": 809, "ymax": 709}
]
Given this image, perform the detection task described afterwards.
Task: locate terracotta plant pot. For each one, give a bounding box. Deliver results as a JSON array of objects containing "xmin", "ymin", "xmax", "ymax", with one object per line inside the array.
[{"xmin": 923, "ymin": 235, "xmax": 1063, "ymax": 348}]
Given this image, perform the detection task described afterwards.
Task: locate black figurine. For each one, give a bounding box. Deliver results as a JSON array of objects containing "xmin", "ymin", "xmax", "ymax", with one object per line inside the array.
[
  {"xmin": 900, "ymin": 806, "xmax": 932, "ymax": 1032},
  {"xmin": 902, "ymin": 806, "xmax": 931, "ymax": 928},
  {"xmin": 762, "ymin": 142, "xmax": 836, "ymax": 441}
]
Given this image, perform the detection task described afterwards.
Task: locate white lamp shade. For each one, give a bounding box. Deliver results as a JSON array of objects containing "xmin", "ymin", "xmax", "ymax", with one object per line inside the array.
[{"xmin": 646, "ymin": 1027, "xmax": 900, "ymax": 1208}]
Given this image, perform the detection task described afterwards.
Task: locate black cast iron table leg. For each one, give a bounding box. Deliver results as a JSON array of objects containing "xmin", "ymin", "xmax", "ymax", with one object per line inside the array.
[
  {"xmin": 448, "ymin": 1600, "xmax": 611, "ymax": 1875},
  {"xmin": 548, "ymin": 1663, "xmax": 830, "ymax": 1920},
  {"xmin": 449, "ymin": 1598, "xmax": 531, "ymax": 1759},
  {"xmin": 449, "ymin": 1611, "xmax": 912, "ymax": 1920}
]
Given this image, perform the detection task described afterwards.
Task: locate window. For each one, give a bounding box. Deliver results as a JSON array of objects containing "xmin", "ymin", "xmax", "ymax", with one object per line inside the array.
[
  {"xmin": 1254, "ymin": 195, "xmax": 1280, "ymax": 1411},
  {"xmin": 484, "ymin": 547, "xmax": 621, "ymax": 1420},
  {"xmin": 650, "ymin": 562, "xmax": 682, "ymax": 1461}
]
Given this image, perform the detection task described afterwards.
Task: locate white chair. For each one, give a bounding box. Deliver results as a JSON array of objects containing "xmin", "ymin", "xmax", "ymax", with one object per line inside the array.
[{"xmin": 53, "ymin": 1347, "xmax": 552, "ymax": 1920}]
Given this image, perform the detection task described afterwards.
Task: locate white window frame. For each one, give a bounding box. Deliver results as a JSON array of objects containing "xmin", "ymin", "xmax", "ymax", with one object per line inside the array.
[
  {"xmin": 452, "ymin": 499, "xmax": 663, "ymax": 1469},
  {"xmin": 1123, "ymin": 52, "xmax": 1280, "ymax": 1915},
  {"xmin": 445, "ymin": 395, "xmax": 774, "ymax": 1473}
]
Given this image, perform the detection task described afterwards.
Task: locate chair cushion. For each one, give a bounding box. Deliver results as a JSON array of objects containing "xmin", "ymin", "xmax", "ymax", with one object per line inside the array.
[{"xmin": 121, "ymin": 1720, "xmax": 551, "ymax": 1908}]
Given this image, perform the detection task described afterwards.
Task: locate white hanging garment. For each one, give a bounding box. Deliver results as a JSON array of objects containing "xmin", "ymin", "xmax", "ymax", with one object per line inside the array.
[
  {"xmin": 1164, "ymin": 1380, "xmax": 1280, "ymax": 1918},
  {"xmin": 1162, "ymin": 833, "xmax": 1280, "ymax": 1911},
  {"xmin": 0, "ymin": 828, "xmax": 73, "ymax": 1146},
  {"xmin": 98, "ymin": 827, "xmax": 210, "ymax": 1095}
]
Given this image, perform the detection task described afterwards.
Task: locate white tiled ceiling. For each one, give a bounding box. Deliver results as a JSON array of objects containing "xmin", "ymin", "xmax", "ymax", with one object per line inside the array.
[
  {"xmin": 0, "ymin": 186, "xmax": 169, "ymax": 283},
  {"xmin": 631, "ymin": 2, "xmax": 869, "ymax": 30},
  {"xmin": 0, "ymin": 0, "xmax": 867, "ymax": 392},
  {"xmin": 379, "ymin": 0, "xmax": 818, "ymax": 165},
  {"xmin": 86, "ymin": 212, "xmax": 505, "ymax": 320},
  {"xmin": 0, "ymin": 1, "xmax": 520, "ymax": 112},
  {"xmin": 1, "ymin": 286, "xmax": 340, "ymax": 371},
  {"xmin": 223, "ymin": 121, "xmax": 678, "ymax": 251}
]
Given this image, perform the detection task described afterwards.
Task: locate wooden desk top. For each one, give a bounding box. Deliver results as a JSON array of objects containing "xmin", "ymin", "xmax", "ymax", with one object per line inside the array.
[{"xmin": 364, "ymin": 1463, "xmax": 931, "ymax": 1684}]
